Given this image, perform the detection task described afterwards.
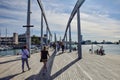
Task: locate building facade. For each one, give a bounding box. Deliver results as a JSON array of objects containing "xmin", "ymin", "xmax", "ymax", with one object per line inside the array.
[{"xmin": 0, "ymin": 33, "xmax": 48, "ymax": 45}]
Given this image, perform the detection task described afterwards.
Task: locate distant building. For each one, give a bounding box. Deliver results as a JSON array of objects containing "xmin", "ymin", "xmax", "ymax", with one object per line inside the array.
[
  {"xmin": 18, "ymin": 33, "xmax": 26, "ymax": 44},
  {"xmin": 0, "ymin": 32, "xmax": 48, "ymax": 45},
  {"xmin": 0, "ymin": 33, "xmax": 17, "ymax": 45},
  {"xmin": 0, "ymin": 37, "xmax": 13, "ymax": 45},
  {"xmin": 13, "ymin": 33, "xmax": 18, "ymax": 44},
  {"xmin": 0, "ymin": 33, "xmax": 26, "ymax": 45}
]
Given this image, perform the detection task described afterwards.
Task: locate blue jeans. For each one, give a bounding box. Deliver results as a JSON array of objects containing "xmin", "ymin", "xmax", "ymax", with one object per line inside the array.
[{"xmin": 22, "ymin": 58, "xmax": 30, "ymax": 71}]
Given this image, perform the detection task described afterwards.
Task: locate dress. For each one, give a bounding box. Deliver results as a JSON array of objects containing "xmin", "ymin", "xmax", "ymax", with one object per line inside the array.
[{"xmin": 41, "ymin": 50, "xmax": 48, "ymax": 62}]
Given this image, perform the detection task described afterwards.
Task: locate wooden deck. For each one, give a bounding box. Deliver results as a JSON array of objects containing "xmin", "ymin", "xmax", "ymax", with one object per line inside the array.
[{"xmin": 0, "ymin": 49, "xmax": 120, "ymax": 80}]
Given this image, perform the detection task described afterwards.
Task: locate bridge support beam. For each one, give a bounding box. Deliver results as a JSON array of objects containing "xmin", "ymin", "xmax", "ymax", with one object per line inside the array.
[
  {"xmin": 66, "ymin": 33, "xmax": 68, "ymax": 50},
  {"xmin": 69, "ymin": 24, "xmax": 72, "ymax": 52},
  {"xmin": 46, "ymin": 27, "xmax": 48, "ymax": 45},
  {"xmin": 77, "ymin": 9, "xmax": 82, "ymax": 59},
  {"xmin": 41, "ymin": 13, "xmax": 43, "ymax": 49},
  {"xmin": 54, "ymin": 33, "xmax": 57, "ymax": 52},
  {"xmin": 23, "ymin": 0, "xmax": 33, "ymax": 54}
]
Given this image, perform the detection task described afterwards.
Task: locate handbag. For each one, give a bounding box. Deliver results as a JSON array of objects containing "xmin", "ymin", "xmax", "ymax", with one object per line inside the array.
[
  {"xmin": 40, "ymin": 58, "xmax": 42, "ymax": 62},
  {"xmin": 26, "ymin": 54, "xmax": 30, "ymax": 58}
]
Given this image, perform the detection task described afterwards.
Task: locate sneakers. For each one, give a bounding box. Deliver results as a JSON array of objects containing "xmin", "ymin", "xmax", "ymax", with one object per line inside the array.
[
  {"xmin": 28, "ymin": 68, "xmax": 31, "ymax": 70},
  {"xmin": 22, "ymin": 68, "xmax": 31, "ymax": 73},
  {"xmin": 22, "ymin": 70, "xmax": 25, "ymax": 73}
]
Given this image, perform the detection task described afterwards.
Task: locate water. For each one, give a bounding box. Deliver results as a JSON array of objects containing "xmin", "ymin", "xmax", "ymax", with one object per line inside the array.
[
  {"xmin": 0, "ymin": 44, "xmax": 120, "ymax": 57},
  {"xmin": 0, "ymin": 49, "xmax": 21, "ymax": 57},
  {"xmin": 0, "ymin": 48, "xmax": 40, "ymax": 57},
  {"xmin": 82, "ymin": 44, "xmax": 120, "ymax": 55}
]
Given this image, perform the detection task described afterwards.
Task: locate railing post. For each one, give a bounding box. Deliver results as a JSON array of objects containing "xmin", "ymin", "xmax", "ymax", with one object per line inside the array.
[
  {"xmin": 77, "ymin": 8, "xmax": 82, "ymax": 59},
  {"xmin": 51, "ymin": 35, "xmax": 52, "ymax": 42},
  {"xmin": 59, "ymin": 36, "xmax": 61, "ymax": 41},
  {"xmin": 91, "ymin": 43, "xmax": 94, "ymax": 54},
  {"xmin": 46, "ymin": 27, "xmax": 48, "ymax": 45},
  {"xmin": 69, "ymin": 24, "xmax": 72, "ymax": 52},
  {"xmin": 54, "ymin": 33, "xmax": 57, "ymax": 52},
  {"xmin": 48, "ymin": 33, "xmax": 50, "ymax": 44},
  {"xmin": 66, "ymin": 33, "xmax": 68, "ymax": 50}
]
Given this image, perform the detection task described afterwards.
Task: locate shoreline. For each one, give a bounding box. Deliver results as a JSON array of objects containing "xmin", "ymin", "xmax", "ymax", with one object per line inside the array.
[
  {"xmin": 0, "ymin": 44, "xmax": 119, "ymax": 57},
  {"xmin": 0, "ymin": 50, "xmax": 120, "ymax": 58}
]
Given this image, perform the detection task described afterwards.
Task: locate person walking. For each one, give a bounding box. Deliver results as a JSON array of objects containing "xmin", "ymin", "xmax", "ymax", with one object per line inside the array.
[
  {"xmin": 40, "ymin": 46, "xmax": 50, "ymax": 70},
  {"xmin": 61, "ymin": 42, "xmax": 65, "ymax": 53},
  {"xmin": 21, "ymin": 45, "xmax": 31, "ymax": 73}
]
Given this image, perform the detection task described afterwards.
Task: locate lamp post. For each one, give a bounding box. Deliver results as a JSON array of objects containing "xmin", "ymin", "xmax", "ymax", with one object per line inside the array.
[{"xmin": 23, "ymin": 0, "xmax": 33, "ymax": 53}]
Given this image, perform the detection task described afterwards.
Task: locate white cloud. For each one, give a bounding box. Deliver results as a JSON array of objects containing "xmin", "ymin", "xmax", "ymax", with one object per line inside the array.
[
  {"xmin": 0, "ymin": 0, "xmax": 120, "ymax": 42},
  {"xmin": 31, "ymin": 0, "xmax": 120, "ymax": 41},
  {"xmin": 80, "ymin": 12, "xmax": 120, "ymax": 41}
]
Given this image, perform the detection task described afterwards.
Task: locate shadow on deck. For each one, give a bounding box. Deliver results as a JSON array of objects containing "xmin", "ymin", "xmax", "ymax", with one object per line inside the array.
[
  {"xmin": 0, "ymin": 72, "xmax": 22, "ymax": 80},
  {"xmin": 26, "ymin": 51, "xmax": 80, "ymax": 80},
  {"xmin": 0, "ymin": 58, "xmax": 21, "ymax": 64}
]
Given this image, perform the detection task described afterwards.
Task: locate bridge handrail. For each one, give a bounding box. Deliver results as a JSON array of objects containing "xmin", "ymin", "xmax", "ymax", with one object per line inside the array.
[
  {"xmin": 63, "ymin": 0, "xmax": 85, "ymax": 40},
  {"xmin": 37, "ymin": 0, "xmax": 52, "ymax": 37}
]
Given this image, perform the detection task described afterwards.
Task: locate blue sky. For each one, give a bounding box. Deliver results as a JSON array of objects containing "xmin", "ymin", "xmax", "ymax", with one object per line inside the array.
[{"xmin": 0, "ymin": 0, "xmax": 120, "ymax": 42}]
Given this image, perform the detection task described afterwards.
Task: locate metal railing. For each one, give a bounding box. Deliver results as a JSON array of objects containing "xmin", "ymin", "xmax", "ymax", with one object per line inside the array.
[
  {"xmin": 37, "ymin": 0, "xmax": 52, "ymax": 49},
  {"xmin": 63, "ymin": 0, "xmax": 85, "ymax": 59},
  {"xmin": 37, "ymin": 0, "xmax": 52, "ymax": 37}
]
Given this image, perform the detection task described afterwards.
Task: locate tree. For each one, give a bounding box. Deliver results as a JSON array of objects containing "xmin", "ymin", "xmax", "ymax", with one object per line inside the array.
[{"xmin": 31, "ymin": 35, "xmax": 40, "ymax": 45}]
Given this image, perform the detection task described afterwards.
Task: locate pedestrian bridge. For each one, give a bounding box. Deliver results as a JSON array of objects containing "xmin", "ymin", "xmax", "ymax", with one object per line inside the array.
[
  {"xmin": 1, "ymin": 0, "xmax": 120, "ymax": 80},
  {"xmin": 24, "ymin": 0, "xmax": 85, "ymax": 59},
  {"xmin": 0, "ymin": 49, "xmax": 120, "ymax": 80}
]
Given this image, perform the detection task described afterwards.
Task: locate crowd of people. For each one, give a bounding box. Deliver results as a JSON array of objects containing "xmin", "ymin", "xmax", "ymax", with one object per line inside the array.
[
  {"xmin": 89, "ymin": 46, "xmax": 105, "ymax": 56},
  {"xmin": 50, "ymin": 41, "xmax": 65, "ymax": 53},
  {"xmin": 95, "ymin": 49, "xmax": 105, "ymax": 55}
]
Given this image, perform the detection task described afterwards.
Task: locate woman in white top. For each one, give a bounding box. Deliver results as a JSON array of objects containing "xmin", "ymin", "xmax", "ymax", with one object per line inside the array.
[{"xmin": 21, "ymin": 45, "xmax": 31, "ymax": 73}]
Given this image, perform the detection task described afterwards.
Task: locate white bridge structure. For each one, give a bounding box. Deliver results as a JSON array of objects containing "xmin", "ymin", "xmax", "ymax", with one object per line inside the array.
[{"xmin": 24, "ymin": 0, "xmax": 85, "ymax": 58}]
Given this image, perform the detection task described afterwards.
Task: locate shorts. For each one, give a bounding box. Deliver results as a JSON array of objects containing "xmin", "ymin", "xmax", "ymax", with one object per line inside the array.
[{"xmin": 41, "ymin": 59, "xmax": 47, "ymax": 62}]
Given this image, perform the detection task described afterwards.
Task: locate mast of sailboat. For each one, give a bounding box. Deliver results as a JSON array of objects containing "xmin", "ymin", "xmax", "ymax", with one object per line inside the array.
[{"xmin": 6, "ymin": 27, "xmax": 7, "ymax": 45}]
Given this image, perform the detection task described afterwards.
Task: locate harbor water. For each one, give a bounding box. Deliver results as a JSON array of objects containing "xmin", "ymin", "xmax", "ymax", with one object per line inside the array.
[
  {"xmin": 82, "ymin": 44, "xmax": 120, "ymax": 55},
  {"xmin": 0, "ymin": 49, "xmax": 21, "ymax": 57},
  {"xmin": 0, "ymin": 48, "xmax": 40, "ymax": 57},
  {"xmin": 0, "ymin": 44, "xmax": 120, "ymax": 57}
]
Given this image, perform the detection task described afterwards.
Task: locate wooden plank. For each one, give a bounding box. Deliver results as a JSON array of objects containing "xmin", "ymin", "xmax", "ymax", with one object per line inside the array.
[{"xmin": 0, "ymin": 50, "xmax": 120, "ymax": 80}]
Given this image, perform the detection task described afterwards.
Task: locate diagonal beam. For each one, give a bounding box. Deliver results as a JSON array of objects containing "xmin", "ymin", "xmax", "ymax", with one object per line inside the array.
[
  {"xmin": 37, "ymin": 0, "xmax": 52, "ymax": 37},
  {"xmin": 63, "ymin": 0, "xmax": 85, "ymax": 40}
]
